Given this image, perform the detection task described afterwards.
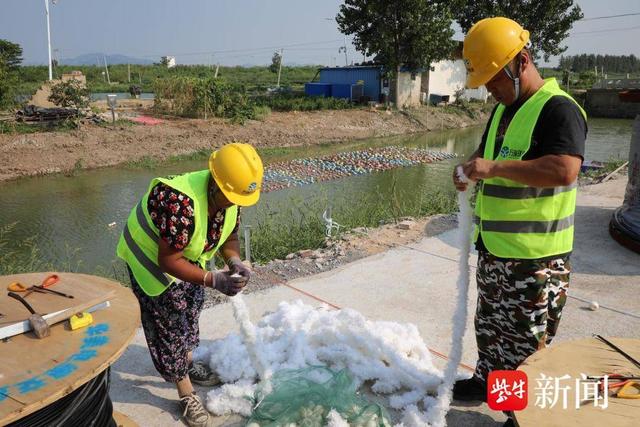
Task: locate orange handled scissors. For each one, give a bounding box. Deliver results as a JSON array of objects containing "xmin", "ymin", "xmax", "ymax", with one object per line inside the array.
[
  {"xmin": 7, "ymin": 274, "xmax": 73, "ymax": 299},
  {"xmin": 593, "ymin": 374, "xmax": 640, "ymax": 399}
]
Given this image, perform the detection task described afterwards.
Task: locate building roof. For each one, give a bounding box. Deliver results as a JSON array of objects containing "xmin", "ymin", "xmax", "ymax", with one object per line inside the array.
[{"xmin": 319, "ymin": 65, "xmax": 384, "ymax": 71}]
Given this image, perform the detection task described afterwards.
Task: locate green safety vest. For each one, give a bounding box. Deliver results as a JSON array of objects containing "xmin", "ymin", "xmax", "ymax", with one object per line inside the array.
[
  {"xmin": 116, "ymin": 170, "xmax": 238, "ymax": 296},
  {"xmin": 474, "ymin": 78, "xmax": 587, "ymax": 259}
]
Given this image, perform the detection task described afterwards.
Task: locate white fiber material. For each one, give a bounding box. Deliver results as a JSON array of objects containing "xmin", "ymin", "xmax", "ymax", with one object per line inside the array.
[
  {"xmin": 203, "ymin": 188, "xmax": 474, "ymax": 426},
  {"xmin": 202, "ymin": 300, "xmax": 442, "ymax": 421},
  {"xmin": 455, "ymin": 165, "xmax": 469, "ymax": 184},
  {"xmin": 393, "ymin": 188, "xmax": 473, "ymax": 427},
  {"xmin": 419, "ymin": 189, "xmax": 473, "ymax": 426},
  {"xmin": 229, "ymin": 294, "xmax": 272, "ymax": 386},
  {"xmin": 205, "ymin": 380, "xmax": 254, "ymax": 416},
  {"xmin": 326, "ymin": 409, "xmax": 350, "ymax": 427}
]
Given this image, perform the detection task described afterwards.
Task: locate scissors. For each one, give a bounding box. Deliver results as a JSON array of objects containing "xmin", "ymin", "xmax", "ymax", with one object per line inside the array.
[{"xmin": 7, "ymin": 274, "xmax": 73, "ymax": 299}]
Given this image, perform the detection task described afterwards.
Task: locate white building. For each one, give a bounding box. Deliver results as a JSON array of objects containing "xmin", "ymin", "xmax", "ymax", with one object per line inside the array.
[
  {"xmin": 421, "ymin": 42, "xmax": 489, "ymax": 104},
  {"xmin": 424, "ymin": 59, "xmax": 488, "ymax": 103},
  {"xmin": 161, "ymin": 56, "xmax": 177, "ymax": 68}
]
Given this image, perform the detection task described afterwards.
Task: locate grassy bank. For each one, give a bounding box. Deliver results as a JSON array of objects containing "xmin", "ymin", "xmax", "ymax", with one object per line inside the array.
[{"xmin": 248, "ymin": 185, "xmax": 457, "ymax": 264}]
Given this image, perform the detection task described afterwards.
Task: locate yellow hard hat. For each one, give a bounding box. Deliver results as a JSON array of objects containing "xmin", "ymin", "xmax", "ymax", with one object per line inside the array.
[
  {"xmin": 208, "ymin": 142, "xmax": 264, "ymax": 206},
  {"xmin": 463, "ymin": 17, "xmax": 530, "ymax": 88}
]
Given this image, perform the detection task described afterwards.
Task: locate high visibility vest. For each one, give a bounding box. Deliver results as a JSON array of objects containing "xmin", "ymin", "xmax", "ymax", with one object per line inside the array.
[
  {"xmin": 116, "ymin": 170, "xmax": 238, "ymax": 296},
  {"xmin": 474, "ymin": 78, "xmax": 587, "ymax": 259}
]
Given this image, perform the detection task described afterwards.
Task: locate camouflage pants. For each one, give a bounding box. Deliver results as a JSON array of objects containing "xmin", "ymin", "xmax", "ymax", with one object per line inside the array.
[{"xmin": 473, "ymin": 251, "xmax": 571, "ymax": 383}]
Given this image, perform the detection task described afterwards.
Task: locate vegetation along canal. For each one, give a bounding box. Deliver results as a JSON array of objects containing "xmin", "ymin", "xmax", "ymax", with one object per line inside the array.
[{"xmin": 0, "ymin": 118, "xmax": 632, "ymax": 278}]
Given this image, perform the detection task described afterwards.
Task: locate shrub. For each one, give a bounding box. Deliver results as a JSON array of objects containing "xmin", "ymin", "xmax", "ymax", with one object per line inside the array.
[
  {"xmin": 153, "ymin": 76, "xmax": 258, "ymax": 123},
  {"xmin": 252, "ymin": 105, "xmax": 271, "ymax": 121},
  {"xmin": 48, "ymin": 79, "xmax": 90, "ymax": 111}
]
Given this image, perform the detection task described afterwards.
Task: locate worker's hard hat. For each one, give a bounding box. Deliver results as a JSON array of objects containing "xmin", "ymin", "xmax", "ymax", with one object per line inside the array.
[
  {"xmin": 209, "ymin": 142, "xmax": 263, "ymax": 206},
  {"xmin": 462, "ymin": 17, "xmax": 530, "ymax": 88}
]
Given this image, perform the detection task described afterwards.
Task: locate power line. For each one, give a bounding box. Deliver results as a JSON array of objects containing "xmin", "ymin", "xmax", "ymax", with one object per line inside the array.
[
  {"xmin": 131, "ymin": 39, "xmax": 346, "ymax": 59},
  {"xmin": 571, "ymin": 24, "xmax": 640, "ymax": 35},
  {"xmin": 579, "ymin": 12, "xmax": 640, "ymax": 22}
]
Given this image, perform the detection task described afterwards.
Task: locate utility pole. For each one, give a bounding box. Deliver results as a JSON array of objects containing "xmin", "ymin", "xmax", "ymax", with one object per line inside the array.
[
  {"xmin": 343, "ymin": 36, "xmax": 348, "ymax": 66},
  {"xmin": 128, "ymin": 64, "xmax": 131, "ymax": 83},
  {"xmin": 214, "ymin": 64, "xmax": 220, "ymax": 78},
  {"xmin": 53, "ymin": 48, "xmax": 59, "ymax": 78},
  {"xmin": 44, "ymin": 0, "xmax": 53, "ymax": 80},
  {"xmin": 103, "ymin": 54, "xmax": 111, "ymax": 85},
  {"xmin": 276, "ymin": 49, "xmax": 283, "ymax": 88}
]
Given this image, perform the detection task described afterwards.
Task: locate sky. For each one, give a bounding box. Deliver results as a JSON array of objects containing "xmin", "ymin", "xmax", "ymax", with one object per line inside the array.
[{"xmin": 1, "ymin": 0, "xmax": 639, "ymax": 68}]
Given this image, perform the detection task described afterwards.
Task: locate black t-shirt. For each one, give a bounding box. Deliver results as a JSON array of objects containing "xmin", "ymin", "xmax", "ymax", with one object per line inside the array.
[{"xmin": 475, "ymin": 95, "xmax": 588, "ymax": 258}]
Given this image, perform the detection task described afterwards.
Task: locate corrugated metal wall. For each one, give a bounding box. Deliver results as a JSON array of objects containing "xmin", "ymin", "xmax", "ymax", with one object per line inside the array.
[{"xmin": 319, "ymin": 67, "xmax": 382, "ymax": 101}]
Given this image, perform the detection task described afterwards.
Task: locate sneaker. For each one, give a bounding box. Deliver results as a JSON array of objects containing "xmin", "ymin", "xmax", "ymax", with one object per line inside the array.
[
  {"xmin": 188, "ymin": 361, "xmax": 221, "ymax": 387},
  {"xmin": 180, "ymin": 393, "xmax": 212, "ymax": 427},
  {"xmin": 452, "ymin": 377, "xmax": 487, "ymax": 402}
]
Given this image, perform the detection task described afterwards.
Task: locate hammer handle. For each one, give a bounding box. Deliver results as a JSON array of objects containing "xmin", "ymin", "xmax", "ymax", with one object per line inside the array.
[
  {"xmin": 8, "ymin": 291, "xmax": 37, "ymax": 314},
  {"xmin": 44, "ymin": 290, "xmax": 116, "ymax": 326}
]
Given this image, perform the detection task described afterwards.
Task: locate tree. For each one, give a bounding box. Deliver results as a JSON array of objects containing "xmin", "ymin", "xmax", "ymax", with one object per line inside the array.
[
  {"xmin": 558, "ymin": 53, "xmax": 640, "ymax": 74},
  {"xmin": 0, "ymin": 39, "xmax": 22, "ymax": 109},
  {"xmin": 336, "ymin": 0, "xmax": 458, "ymax": 75},
  {"xmin": 269, "ymin": 51, "xmax": 282, "ymax": 74},
  {"xmin": 48, "ymin": 79, "xmax": 90, "ymax": 111},
  {"xmin": 455, "ymin": 1, "xmax": 583, "ymax": 62},
  {"xmin": 0, "ymin": 66, "xmax": 17, "ymax": 110},
  {"xmin": 0, "ymin": 39, "xmax": 23, "ymax": 72}
]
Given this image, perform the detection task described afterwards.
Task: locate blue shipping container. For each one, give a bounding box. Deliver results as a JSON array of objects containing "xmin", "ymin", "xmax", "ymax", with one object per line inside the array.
[
  {"xmin": 304, "ymin": 83, "xmax": 332, "ymax": 97},
  {"xmin": 331, "ymin": 84, "xmax": 352, "ymax": 100},
  {"xmin": 319, "ymin": 66, "xmax": 382, "ymax": 101}
]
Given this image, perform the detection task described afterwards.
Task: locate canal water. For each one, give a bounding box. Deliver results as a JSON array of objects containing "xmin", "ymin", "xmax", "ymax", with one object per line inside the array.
[{"xmin": 0, "ymin": 118, "xmax": 632, "ymax": 274}]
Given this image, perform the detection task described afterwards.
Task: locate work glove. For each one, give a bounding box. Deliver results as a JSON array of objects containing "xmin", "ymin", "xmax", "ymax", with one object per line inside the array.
[
  {"xmin": 227, "ymin": 256, "xmax": 251, "ymax": 284},
  {"xmin": 213, "ymin": 271, "xmax": 246, "ymax": 296}
]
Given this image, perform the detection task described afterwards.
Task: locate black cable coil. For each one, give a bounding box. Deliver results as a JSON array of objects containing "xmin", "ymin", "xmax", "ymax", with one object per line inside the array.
[{"xmin": 8, "ymin": 367, "xmax": 116, "ymax": 427}]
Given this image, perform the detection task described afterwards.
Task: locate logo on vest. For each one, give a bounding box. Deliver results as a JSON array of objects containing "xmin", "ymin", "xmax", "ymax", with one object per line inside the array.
[
  {"xmin": 499, "ymin": 146, "xmax": 524, "ymax": 159},
  {"xmin": 244, "ymin": 182, "xmax": 257, "ymax": 194}
]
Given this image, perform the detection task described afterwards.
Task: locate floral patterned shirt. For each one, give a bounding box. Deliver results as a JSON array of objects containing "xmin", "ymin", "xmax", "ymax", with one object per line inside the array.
[{"xmin": 147, "ymin": 183, "xmax": 240, "ymax": 252}]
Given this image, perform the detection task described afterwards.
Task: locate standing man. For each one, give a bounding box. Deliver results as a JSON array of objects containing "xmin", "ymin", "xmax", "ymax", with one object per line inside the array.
[
  {"xmin": 117, "ymin": 142, "xmax": 263, "ymax": 427},
  {"xmin": 451, "ymin": 17, "xmax": 587, "ymax": 424}
]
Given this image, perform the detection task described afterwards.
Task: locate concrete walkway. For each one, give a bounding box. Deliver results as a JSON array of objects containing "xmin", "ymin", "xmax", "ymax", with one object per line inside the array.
[{"xmin": 110, "ymin": 178, "xmax": 639, "ymax": 426}]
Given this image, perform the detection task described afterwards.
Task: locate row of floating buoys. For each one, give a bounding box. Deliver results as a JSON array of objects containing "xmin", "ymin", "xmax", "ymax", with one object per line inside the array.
[{"xmin": 262, "ymin": 146, "xmax": 457, "ymax": 192}]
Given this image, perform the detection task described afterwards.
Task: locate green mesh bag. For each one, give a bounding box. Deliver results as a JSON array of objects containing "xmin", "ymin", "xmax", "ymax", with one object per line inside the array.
[{"xmin": 246, "ymin": 366, "xmax": 391, "ymax": 427}]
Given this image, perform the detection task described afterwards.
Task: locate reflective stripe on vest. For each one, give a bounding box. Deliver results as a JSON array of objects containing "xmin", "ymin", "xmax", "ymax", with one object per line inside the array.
[
  {"xmin": 481, "ymin": 181, "xmax": 577, "ymax": 199},
  {"xmin": 116, "ymin": 170, "xmax": 238, "ymax": 296},
  {"xmin": 473, "ymin": 214, "xmax": 574, "ymax": 233},
  {"xmin": 474, "ymin": 78, "xmax": 586, "ymax": 259},
  {"xmin": 122, "ymin": 221, "xmax": 170, "ymax": 287}
]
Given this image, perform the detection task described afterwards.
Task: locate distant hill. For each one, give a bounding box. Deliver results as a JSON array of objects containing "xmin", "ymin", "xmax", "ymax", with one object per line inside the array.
[{"xmin": 62, "ymin": 53, "xmax": 154, "ymax": 66}]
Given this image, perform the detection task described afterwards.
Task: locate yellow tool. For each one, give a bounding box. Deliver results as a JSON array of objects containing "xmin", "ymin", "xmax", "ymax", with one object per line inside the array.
[
  {"xmin": 69, "ymin": 312, "xmax": 93, "ymax": 330},
  {"xmin": 617, "ymin": 381, "xmax": 640, "ymax": 399}
]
